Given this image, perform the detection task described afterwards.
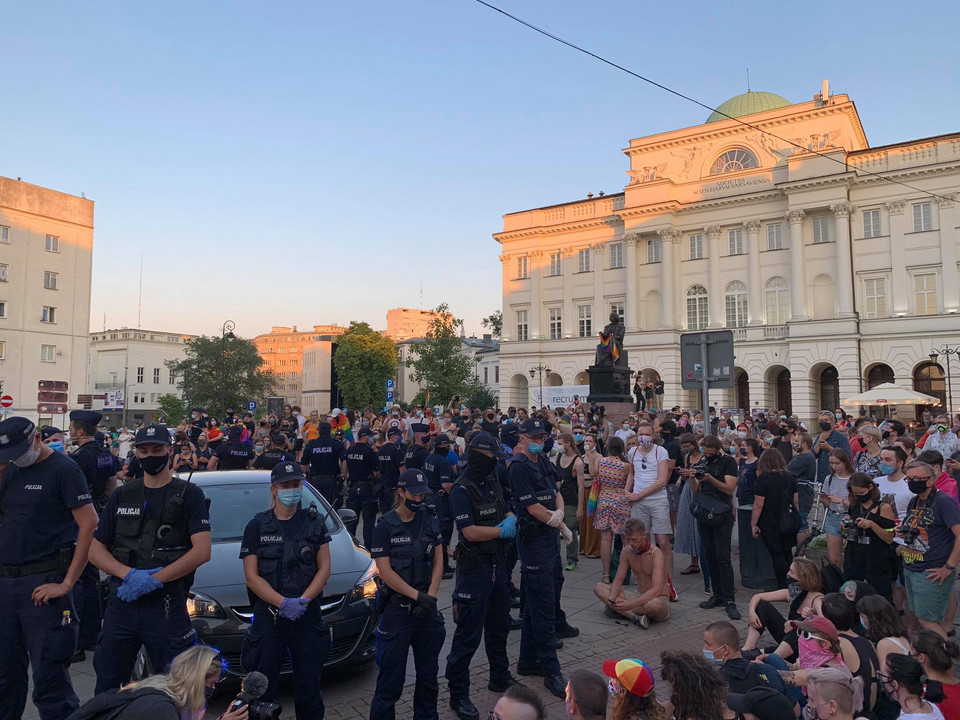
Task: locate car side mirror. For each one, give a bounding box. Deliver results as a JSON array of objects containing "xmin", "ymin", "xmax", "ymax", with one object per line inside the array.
[{"xmin": 337, "ymin": 508, "xmax": 359, "ymax": 537}]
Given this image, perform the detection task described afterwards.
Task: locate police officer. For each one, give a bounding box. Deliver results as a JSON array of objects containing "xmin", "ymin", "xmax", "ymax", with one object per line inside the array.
[
  {"xmin": 403, "ymin": 431, "xmax": 429, "ymax": 471},
  {"xmin": 253, "ymin": 433, "xmax": 295, "ymax": 471},
  {"xmin": 300, "ymin": 421, "xmax": 346, "ymax": 509},
  {"xmin": 240, "ymin": 461, "xmax": 332, "ymax": 719},
  {"xmin": 41, "ymin": 425, "xmax": 67, "ymax": 454},
  {"xmin": 89, "ymin": 424, "xmax": 212, "ymax": 692},
  {"xmin": 345, "ymin": 427, "xmax": 380, "ymax": 548},
  {"xmin": 424, "ymin": 434, "xmax": 456, "ymax": 579},
  {"xmin": 0, "ymin": 417, "xmax": 98, "ymax": 720},
  {"xmin": 507, "ymin": 417, "xmax": 571, "ymax": 699},
  {"xmin": 208, "ymin": 425, "xmax": 254, "ymax": 470},
  {"xmin": 444, "ymin": 432, "xmax": 519, "ymax": 720},
  {"xmin": 369, "ymin": 469, "xmax": 446, "ymax": 720},
  {"xmin": 376, "ymin": 427, "xmax": 405, "ymax": 515}
]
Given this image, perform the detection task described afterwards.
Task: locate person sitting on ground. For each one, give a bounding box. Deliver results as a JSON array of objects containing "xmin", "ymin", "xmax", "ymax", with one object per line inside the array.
[
  {"xmin": 881, "ymin": 653, "xmax": 947, "ymax": 720},
  {"xmin": 773, "ymin": 615, "xmax": 849, "ymax": 691},
  {"xmin": 819, "ymin": 592, "xmax": 881, "ymax": 717},
  {"xmin": 742, "ymin": 557, "xmax": 823, "ymax": 658},
  {"xmin": 594, "ymin": 517, "xmax": 671, "ymax": 629},
  {"xmin": 725, "ymin": 686, "xmax": 798, "ymax": 720},
  {"xmin": 857, "ymin": 594, "xmax": 911, "ymax": 668},
  {"xmin": 659, "ymin": 650, "xmax": 728, "ymax": 720},
  {"xmin": 563, "ymin": 669, "xmax": 608, "ymax": 720},
  {"xmin": 491, "ymin": 683, "xmax": 545, "ymax": 720},
  {"xmin": 911, "ymin": 629, "xmax": 960, "ymax": 720},
  {"xmin": 702, "ymin": 620, "xmax": 794, "ymax": 711},
  {"xmin": 805, "ymin": 667, "xmax": 871, "ymax": 720},
  {"xmin": 603, "ymin": 658, "xmax": 669, "ymax": 720}
]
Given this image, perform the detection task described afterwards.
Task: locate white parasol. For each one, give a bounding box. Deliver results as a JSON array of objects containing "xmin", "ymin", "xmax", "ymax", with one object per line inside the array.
[{"xmin": 842, "ymin": 382, "xmax": 941, "ymax": 407}]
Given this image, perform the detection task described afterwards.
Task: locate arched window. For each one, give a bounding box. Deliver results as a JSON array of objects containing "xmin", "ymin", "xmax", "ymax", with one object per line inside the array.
[
  {"xmin": 866, "ymin": 364, "xmax": 894, "ymax": 389},
  {"xmin": 686, "ymin": 285, "xmax": 709, "ymax": 330},
  {"xmin": 914, "ymin": 362, "xmax": 946, "ymax": 410},
  {"xmin": 819, "ymin": 366, "xmax": 840, "ymax": 411},
  {"xmin": 764, "ymin": 276, "xmax": 789, "ymax": 325},
  {"xmin": 725, "ymin": 281, "xmax": 748, "ymax": 328},
  {"xmin": 710, "ymin": 148, "xmax": 759, "ymax": 175}
]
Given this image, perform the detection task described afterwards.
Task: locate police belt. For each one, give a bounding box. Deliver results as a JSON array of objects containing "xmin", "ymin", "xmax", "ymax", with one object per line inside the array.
[{"xmin": 0, "ymin": 546, "xmax": 74, "ymax": 578}]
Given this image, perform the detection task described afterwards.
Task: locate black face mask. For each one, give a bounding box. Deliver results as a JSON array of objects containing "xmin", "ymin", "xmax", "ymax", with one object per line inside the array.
[
  {"xmin": 819, "ymin": 421, "xmax": 832, "ymax": 432},
  {"xmin": 908, "ymin": 479, "xmax": 930, "ymax": 494},
  {"xmin": 140, "ymin": 454, "xmax": 169, "ymax": 476},
  {"xmin": 467, "ymin": 451, "xmax": 498, "ymax": 478}
]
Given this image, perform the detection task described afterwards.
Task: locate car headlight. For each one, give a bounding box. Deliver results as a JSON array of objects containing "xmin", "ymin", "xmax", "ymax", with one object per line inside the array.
[
  {"xmin": 348, "ymin": 561, "xmax": 379, "ymax": 602},
  {"xmin": 187, "ymin": 591, "xmax": 226, "ymax": 619}
]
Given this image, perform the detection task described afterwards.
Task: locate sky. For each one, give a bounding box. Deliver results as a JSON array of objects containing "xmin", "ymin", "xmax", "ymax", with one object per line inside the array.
[{"xmin": 3, "ymin": 0, "xmax": 959, "ymax": 339}]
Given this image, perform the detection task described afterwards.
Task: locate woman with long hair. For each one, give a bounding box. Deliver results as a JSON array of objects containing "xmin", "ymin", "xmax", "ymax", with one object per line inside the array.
[
  {"xmin": 206, "ymin": 417, "xmax": 223, "ymax": 450},
  {"xmin": 659, "ymin": 650, "xmax": 728, "ymax": 720},
  {"xmin": 880, "ymin": 653, "xmax": 946, "ymax": 719},
  {"xmin": 579, "ymin": 433, "xmax": 602, "ymax": 558},
  {"xmin": 751, "ymin": 448, "xmax": 799, "ymax": 589},
  {"xmin": 556, "ymin": 432, "xmax": 585, "ymax": 571},
  {"xmin": 842, "ymin": 473, "xmax": 896, "ymax": 602},
  {"xmin": 743, "ymin": 557, "xmax": 823, "ymax": 657},
  {"xmin": 821, "ymin": 448, "xmax": 855, "ymax": 568},
  {"xmin": 603, "ymin": 658, "xmax": 669, "ymax": 720},
  {"xmin": 592, "ymin": 436, "xmax": 635, "ymax": 583},
  {"xmin": 857, "ymin": 594, "xmax": 911, "ymax": 668},
  {"xmin": 911, "ymin": 629, "xmax": 960, "ymax": 719}
]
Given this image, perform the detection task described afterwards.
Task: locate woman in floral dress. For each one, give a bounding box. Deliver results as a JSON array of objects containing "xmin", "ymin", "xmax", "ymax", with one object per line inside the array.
[{"xmin": 592, "ymin": 435, "xmax": 634, "ymax": 582}]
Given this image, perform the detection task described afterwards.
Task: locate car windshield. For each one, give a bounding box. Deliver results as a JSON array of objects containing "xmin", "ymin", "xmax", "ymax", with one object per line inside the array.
[{"xmin": 200, "ymin": 482, "xmax": 340, "ymax": 543}]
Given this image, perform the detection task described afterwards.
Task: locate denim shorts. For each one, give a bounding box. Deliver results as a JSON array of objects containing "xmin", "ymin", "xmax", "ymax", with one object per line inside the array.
[{"xmin": 824, "ymin": 509, "xmax": 843, "ymax": 538}]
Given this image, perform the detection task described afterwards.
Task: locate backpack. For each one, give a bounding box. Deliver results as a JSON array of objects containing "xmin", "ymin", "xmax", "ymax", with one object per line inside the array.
[
  {"xmin": 65, "ymin": 688, "xmax": 175, "ymax": 720},
  {"xmin": 819, "ymin": 555, "xmax": 844, "ymax": 595}
]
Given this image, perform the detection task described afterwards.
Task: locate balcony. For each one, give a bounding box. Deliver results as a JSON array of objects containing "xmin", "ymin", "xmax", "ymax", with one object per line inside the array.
[
  {"xmin": 732, "ymin": 328, "xmax": 747, "ymax": 342},
  {"xmin": 763, "ymin": 325, "xmax": 788, "ymax": 340}
]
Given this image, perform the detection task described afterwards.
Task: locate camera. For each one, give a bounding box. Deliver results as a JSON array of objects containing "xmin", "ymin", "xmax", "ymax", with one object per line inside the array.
[
  {"xmin": 901, "ymin": 526, "xmax": 920, "ymax": 546},
  {"xmin": 229, "ymin": 672, "xmax": 282, "ymax": 720},
  {"xmin": 694, "ymin": 469, "xmax": 705, "ymax": 481},
  {"xmin": 841, "ymin": 515, "xmax": 859, "ymax": 541}
]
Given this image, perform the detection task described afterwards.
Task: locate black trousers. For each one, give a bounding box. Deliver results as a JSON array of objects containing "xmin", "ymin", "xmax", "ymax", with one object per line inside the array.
[
  {"xmin": 759, "ymin": 526, "xmax": 795, "ymax": 590},
  {"xmin": 754, "ymin": 599, "xmax": 799, "ymax": 658},
  {"xmin": 699, "ymin": 511, "xmax": 736, "ymax": 603}
]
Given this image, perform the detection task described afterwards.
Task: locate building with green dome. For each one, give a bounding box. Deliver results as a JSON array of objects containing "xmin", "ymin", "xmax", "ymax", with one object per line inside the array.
[{"xmin": 705, "ymin": 91, "xmax": 792, "ymax": 123}]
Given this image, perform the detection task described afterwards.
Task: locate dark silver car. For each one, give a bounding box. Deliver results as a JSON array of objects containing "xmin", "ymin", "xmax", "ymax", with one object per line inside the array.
[{"xmin": 180, "ymin": 470, "xmax": 378, "ymax": 674}]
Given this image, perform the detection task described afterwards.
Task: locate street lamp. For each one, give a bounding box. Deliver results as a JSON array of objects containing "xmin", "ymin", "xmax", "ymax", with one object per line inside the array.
[
  {"xmin": 529, "ymin": 363, "xmax": 551, "ymax": 407},
  {"xmin": 221, "ymin": 320, "xmax": 236, "ymax": 414},
  {"xmin": 930, "ymin": 345, "xmax": 958, "ymax": 415}
]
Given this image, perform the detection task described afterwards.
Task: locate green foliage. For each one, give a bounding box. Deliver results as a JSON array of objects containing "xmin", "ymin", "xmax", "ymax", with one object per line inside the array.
[
  {"xmin": 332, "ymin": 322, "xmax": 398, "ymax": 410},
  {"xmin": 405, "ymin": 304, "xmax": 473, "ymax": 405},
  {"xmin": 463, "ymin": 377, "xmax": 497, "ymax": 410},
  {"xmin": 155, "ymin": 394, "xmax": 188, "ymax": 425},
  {"xmin": 166, "ymin": 335, "xmax": 276, "ymax": 415},
  {"xmin": 481, "ymin": 310, "xmax": 502, "ymax": 339}
]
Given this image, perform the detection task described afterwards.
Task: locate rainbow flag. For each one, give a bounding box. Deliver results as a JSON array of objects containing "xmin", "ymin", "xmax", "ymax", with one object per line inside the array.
[
  {"xmin": 424, "ymin": 389, "xmax": 431, "ymax": 412},
  {"xmin": 331, "ymin": 413, "xmax": 353, "ymax": 443},
  {"xmin": 587, "ymin": 482, "xmax": 600, "ymax": 516},
  {"xmin": 598, "ymin": 332, "xmax": 619, "ymax": 362}
]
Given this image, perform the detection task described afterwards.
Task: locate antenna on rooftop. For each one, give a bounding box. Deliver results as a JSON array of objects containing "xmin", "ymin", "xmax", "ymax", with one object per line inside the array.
[
  {"xmin": 137, "ymin": 252, "xmax": 143, "ymax": 329},
  {"xmin": 419, "ymin": 277, "xmax": 423, "ymax": 309},
  {"xmin": 746, "ymin": 68, "xmax": 751, "ymax": 92}
]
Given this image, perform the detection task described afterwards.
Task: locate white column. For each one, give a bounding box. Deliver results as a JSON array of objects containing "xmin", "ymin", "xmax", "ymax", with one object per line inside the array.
[
  {"xmin": 561, "ymin": 247, "xmax": 574, "ymax": 338},
  {"xmin": 529, "ymin": 250, "xmax": 542, "ymax": 339},
  {"xmin": 593, "ymin": 242, "xmax": 606, "ymax": 332},
  {"xmin": 886, "ymin": 201, "xmax": 909, "ymax": 316},
  {"xmin": 831, "ymin": 202, "xmax": 855, "ymax": 317},
  {"xmin": 706, "ymin": 225, "xmax": 724, "ymax": 328},
  {"xmin": 624, "ymin": 233, "xmax": 640, "ymax": 331},
  {"xmin": 661, "ymin": 231, "xmax": 677, "ymax": 329},
  {"xmin": 936, "ymin": 195, "xmax": 959, "ymax": 313},
  {"xmin": 786, "ymin": 210, "xmax": 807, "ymax": 321},
  {"xmin": 745, "ymin": 220, "xmax": 763, "ymax": 325}
]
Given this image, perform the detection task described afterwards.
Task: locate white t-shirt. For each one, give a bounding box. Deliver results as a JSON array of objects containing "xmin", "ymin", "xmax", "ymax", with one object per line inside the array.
[
  {"xmin": 875, "ymin": 474, "xmax": 914, "ymax": 521},
  {"xmin": 897, "ymin": 703, "xmax": 945, "ymax": 720},
  {"xmin": 628, "ymin": 445, "xmax": 669, "ymax": 499}
]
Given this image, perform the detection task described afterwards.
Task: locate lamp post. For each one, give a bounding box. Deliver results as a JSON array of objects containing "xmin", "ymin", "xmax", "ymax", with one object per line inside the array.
[
  {"xmin": 221, "ymin": 320, "xmax": 236, "ymax": 414},
  {"xmin": 529, "ymin": 363, "xmax": 551, "ymax": 408},
  {"xmin": 930, "ymin": 345, "xmax": 958, "ymax": 416}
]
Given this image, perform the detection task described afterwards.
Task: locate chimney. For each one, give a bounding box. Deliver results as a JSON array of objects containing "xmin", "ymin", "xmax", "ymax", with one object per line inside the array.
[
  {"xmin": 483, "ymin": 333, "xmax": 492, "ymax": 341},
  {"xmin": 822, "ymin": 79, "xmax": 830, "ymax": 99},
  {"xmin": 587, "ymin": 192, "xmax": 594, "ymax": 199}
]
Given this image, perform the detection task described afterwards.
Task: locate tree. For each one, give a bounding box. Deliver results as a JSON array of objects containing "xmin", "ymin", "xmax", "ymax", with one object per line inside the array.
[
  {"xmin": 166, "ymin": 336, "xmax": 277, "ymax": 416},
  {"xmin": 463, "ymin": 377, "xmax": 497, "ymax": 411},
  {"xmin": 332, "ymin": 322, "xmax": 398, "ymax": 410},
  {"xmin": 481, "ymin": 310, "xmax": 502, "ymax": 339},
  {"xmin": 156, "ymin": 394, "xmax": 188, "ymax": 425},
  {"xmin": 406, "ymin": 304, "xmax": 473, "ymax": 405}
]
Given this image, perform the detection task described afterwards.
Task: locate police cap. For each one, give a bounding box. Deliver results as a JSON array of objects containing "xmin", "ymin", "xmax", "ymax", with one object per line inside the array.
[
  {"xmin": 0, "ymin": 417, "xmax": 37, "ymax": 462},
  {"xmin": 270, "ymin": 433, "xmax": 286, "ymax": 445},
  {"xmin": 134, "ymin": 424, "xmax": 171, "ymax": 446},
  {"xmin": 358, "ymin": 427, "xmax": 373, "ymax": 438},
  {"xmin": 386, "ymin": 426, "xmax": 402, "ymax": 438},
  {"xmin": 432, "ymin": 434, "xmax": 450, "ymax": 449},
  {"xmin": 499, "ymin": 423, "xmax": 520, "ymax": 448},
  {"xmin": 271, "ymin": 461, "xmax": 305, "ymax": 484},
  {"xmin": 40, "ymin": 425, "xmax": 63, "ymax": 441},
  {"xmin": 398, "ymin": 468, "xmax": 431, "ymax": 495},
  {"xmin": 318, "ymin": 421, "xmax": 332, "ymax": 433},
  {"xmin": 69, "ymin": 410, "xmax": 103, "ymax": 426},
  {"xmin": 228, "ymin": 425, "xmax": 243, "ymax": 440},
  {"xmin": 469, "ymin": 431, "xmax": 506, "ymax": 459},
  {"xmin": 519, "ymin": 417, "xmax": 548, "ymax": 437}
]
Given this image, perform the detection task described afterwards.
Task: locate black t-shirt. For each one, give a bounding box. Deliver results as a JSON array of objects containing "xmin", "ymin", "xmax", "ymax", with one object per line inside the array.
[
  {"xmin": 253, "ymin": 450, "xmax": 293, "ymax": 470},
  {"xmin": 481, "ymin": 419, "xmax": 500, "ymax": 436},
  {"xmin": 754, "ymin": 471, "xmax": 798, "ymax": 530},
  {"xmin": 404, "ymin": 445, "xmax": 429, "ymax": 471},
  {"xmin": 661, "ymin": 435, "xmax": 683, "ymax": 483},
  {"xmin": 302, "ymin": 435, "xmax": 346, "ymax": 475},
  {"xmin": 346, "ymin": 443, "xmax": 378, "ymax": 483},
  {"xmin": 377, "ymin": 443, "xmax": 404, "ymax": 487},
  {"xmin": 699, "ymin": 453, "xmax": 739, "ymax": 504},
  {"xmin": 214, "ymin": 441, "xmax": 253, "ymax": 470}
]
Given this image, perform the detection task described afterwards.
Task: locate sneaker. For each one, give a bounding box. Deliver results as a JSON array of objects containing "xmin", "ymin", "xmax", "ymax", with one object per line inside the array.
[
  {"xmin": 699, "ymin": 596, "xmax": 722, "ymax": 609},
  {"xmin": 604, "ymin": 606, "xmax": 619, "ymax": 619},
  {"xmin": 725, "ymin": 603, "xmax": 741, "ymax": 620},
  {"xmin": 564, "ymin": 562, "xmax": 577, "ymax": 571},
  {"xmin": 632, "ymin": 614, "xmax": 650, "ymax": 629}
]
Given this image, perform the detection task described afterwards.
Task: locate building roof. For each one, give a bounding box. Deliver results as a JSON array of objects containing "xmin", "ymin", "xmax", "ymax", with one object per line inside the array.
[{"xmin": 705, "ymin": 91, "xmax": 792, "ymax": 124}]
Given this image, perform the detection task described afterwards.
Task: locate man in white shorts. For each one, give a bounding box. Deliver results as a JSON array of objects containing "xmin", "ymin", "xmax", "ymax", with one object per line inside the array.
[{"xmin": 627, "ymin": 421, "xmax": 674, "ymax": 584}]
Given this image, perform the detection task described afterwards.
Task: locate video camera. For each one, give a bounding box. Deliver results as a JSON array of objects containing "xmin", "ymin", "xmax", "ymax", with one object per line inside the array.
[{"xmin": 228, "ymin": 671, "xmax": 282, "ymax": 720}]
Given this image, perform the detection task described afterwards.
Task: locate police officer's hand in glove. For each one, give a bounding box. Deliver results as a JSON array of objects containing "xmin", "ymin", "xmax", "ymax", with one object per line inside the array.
[
  {"xmin": 559, "ymin": 524, "xmax": 574, "ymax": 544},
  {"xmin": 279, "ymin": 597, "xmax": 310, "ymax": 621},
  {"xmin": 411, "ymin": 591, "xmax": 438, "ymax": 620},
  {"xmin": 497, "ymin": 515, "xmax": 518, "ymax": 539},
  {"xmin": 545, "ymin": 508, "xmax": 565, "ymax": 528},
  {"xmin": 117, "ymin": 567, "xmax": 164, "ymax": 602}
]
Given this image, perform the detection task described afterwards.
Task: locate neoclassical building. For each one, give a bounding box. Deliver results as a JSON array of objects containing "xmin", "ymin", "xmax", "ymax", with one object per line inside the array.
[{"xmin": 494, "ymin": 82, "xmax": 960, "ymax": 424}]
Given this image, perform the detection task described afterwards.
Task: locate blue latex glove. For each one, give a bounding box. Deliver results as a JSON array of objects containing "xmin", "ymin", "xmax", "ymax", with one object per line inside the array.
[
  {"xmin": 279, "ymin": 597, "xmax": 310, "ymax": 621},
  {"xmin": 498, "ymin": 515, "xmax": 518, "ymax": 539},
  {"xmin": 117, "ymin": 567, "xmax": 164, "ymax": 602}
]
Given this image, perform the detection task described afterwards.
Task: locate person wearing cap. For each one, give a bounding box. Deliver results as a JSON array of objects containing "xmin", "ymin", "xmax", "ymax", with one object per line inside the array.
[
  {"xmin": 240, "ymin": 461, "xmax": 332, "ymax": 718},
  {"xmin": 0, "ymin": 416, "xmax": 98, "ymax": 719},
  {"xmin": 301, "ymin": 420, "xmax": 347, "ymax": 509},
  {"xmin": 345, "ymin": 427, "xmax": 381, "ymax": 549},
  {"xmin": 207, "ymin": 424, "xmax": 254, "ymax": 471},
  {"xmin": 41, "ymin": 425, "xmax": 66, "ymax": 454},
  {"xmin": 725, "ymin": 685, "xmax": 797, "ymax": 720},
  {"xmin": 253, "ymin": 433, "xmax": 295, "ymax": 471},
  {"xmin": 507, "ymin": 416, "xmax": 570, "ymax": 699},
  {"xmin": 601, "ymin": 658, "xmax": 663, "ymax": 720},
  {"xmin": 403, "ymin": 429, "xmax": 430, "ymax": 472},
  {"xmin": 368, "ymin": 468, "xmax": 446, "ymax": 719},
  {"xmin": 444, "ymin": 431, "xmax": 518, "ymax": 719},
  {"xmin": 377, "ymin": 426, "xmax": 406, "ymax": 515},
  {"xmin": 424, "ymin": 434, "xmax": 456, "ymax": 579},
  {"xmin": 88, "ymin": 424, "xmax": 212, "ymax": 693},
  {"xmin": 773, "ymin": 615, "xmax": 848, "ymax": 690}
]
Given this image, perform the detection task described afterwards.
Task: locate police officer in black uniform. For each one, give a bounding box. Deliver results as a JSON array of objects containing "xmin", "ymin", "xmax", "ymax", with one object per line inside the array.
[
  {"xmin": 402, "ymin": 431, "xmax": 429, "ymax": 471},
  {"xmin": 208, "ymin": 425, "xmax": 254, "ymax": 471},
  {"xmin": 369, "ymin": 469, "xmax": 445, "ymax": 720},
  {"xmin": 507, "ymin": 417, "xmax": 570, "ymax": 699},
  {"xmin": 0, "ymin": 417, "xmax": 98, "ymax": 720},
  {"xmin": 89, "ymin": 424, "xmax": 212, "ymax": 692},
  {"xmin": 253, "ymin": 433, "xmax": 295, "ymax": 471},
  {"xmin": 345, "ymin": 427, "xmax": 380, "ymax": 548},
  {"xmin": 300, "ymin": 421, "xmax": 346, "ymax": 509},
  {"xmin": 444, "ymin": 432, "xmax": 519, "ymax": 720},
  {"xmin": 377, "ymin": 427, "xmax": 405, "ymax": 515},
  {"xmin": 424, "ymin": 434, "xmax": 456, "ymax": 579},
  {"xmin": 240, "ymin": 461, "xmax": 332, "ymax": 719}
]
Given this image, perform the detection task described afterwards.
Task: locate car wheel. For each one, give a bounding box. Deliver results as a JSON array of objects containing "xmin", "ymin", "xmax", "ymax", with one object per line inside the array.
[{"xmin": 131, "ymin": 647, "xmax": 153, "ymax": 681}]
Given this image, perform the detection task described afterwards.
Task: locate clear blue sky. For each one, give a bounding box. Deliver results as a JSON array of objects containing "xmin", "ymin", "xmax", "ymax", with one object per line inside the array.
[{"xmin": 4, "ymin": 1, "xmax": 958, "ymax": 338}]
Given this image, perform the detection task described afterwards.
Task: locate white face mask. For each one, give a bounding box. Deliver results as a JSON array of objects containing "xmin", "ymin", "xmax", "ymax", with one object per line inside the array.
[{"xmin": 12, "ymin": 439, "xmax": 41, "ymax": 468}]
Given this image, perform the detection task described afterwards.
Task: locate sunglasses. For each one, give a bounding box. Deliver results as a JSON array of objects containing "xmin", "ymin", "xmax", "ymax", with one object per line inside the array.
[{"xmin": 799, "ymin": 630, "xmax": 829, "ymax": 643}]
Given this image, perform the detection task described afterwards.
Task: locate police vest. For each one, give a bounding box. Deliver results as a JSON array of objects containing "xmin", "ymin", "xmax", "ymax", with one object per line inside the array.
[
  {"xmin": 75, "ymin": 441, "xmax": 115, "ymax": 505},
  {"xmin": 455, "ymin": 472, "xmax": 507, "ymax": 555},
  {"xmin": 250, "ymin": 506, "xmax": 326, "ymax": 599},
  {"xmin": 382, "ymin": 509, "xmax": 437, "ymax": 592},
  {"xmin": 110, "ymin": 478, "xmax": 193, "ymax": 577}
]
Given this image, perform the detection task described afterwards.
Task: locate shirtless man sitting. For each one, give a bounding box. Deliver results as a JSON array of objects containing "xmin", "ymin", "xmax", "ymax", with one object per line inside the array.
[{"xmin": 593, "ymin": 517, "xmax": 671, "ymax": 628}]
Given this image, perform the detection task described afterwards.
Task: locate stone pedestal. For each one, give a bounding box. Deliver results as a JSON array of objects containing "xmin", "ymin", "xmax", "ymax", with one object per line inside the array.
[{"xmin": 586, "ymin": 364, "xmax": 633, "ymax": 403}]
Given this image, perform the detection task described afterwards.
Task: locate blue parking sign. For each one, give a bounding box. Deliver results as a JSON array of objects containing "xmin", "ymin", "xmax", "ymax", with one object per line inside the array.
[
  {"xmin": 386, "ymin": 390, "xmax": 394, "ymax": 403},
  {"xmin": 248, "ymin": 401, "xmax": 257, "ymax": 413},
  {"xmin": 386, "ymin": 378, "xmax": 395, "ymax": 390}
]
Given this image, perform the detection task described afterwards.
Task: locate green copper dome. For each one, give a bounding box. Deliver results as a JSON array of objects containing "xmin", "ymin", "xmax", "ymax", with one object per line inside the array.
[{"xmin": 706, "ymin": 91, "xmax": 791, "ymax": 123}]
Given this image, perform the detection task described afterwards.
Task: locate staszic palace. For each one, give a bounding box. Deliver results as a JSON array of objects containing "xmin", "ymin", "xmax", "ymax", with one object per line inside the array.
[{"xmin": 494, "ymin": 82, "xmax": 960, "ymax": 424}]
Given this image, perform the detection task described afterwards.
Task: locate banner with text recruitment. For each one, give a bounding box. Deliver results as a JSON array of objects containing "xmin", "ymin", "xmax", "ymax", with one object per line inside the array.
[{"xmin": 528, "ymin": 385, "xmax": 590, "ymax": 409}]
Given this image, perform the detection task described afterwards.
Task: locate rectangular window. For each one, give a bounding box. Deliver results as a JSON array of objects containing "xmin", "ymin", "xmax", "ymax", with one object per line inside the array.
[
  {"xmin": 153, "ymin": 368, "xmax": 160, "ymax": 384},
  {"xmin": 0, "ymin": 226, "xmax": 8, "ymax": 244},
  {"xmin": 914, "ymin": 273, "xmax": 937, "ymax": 316},
  {"xmin": 516, "ymin": 310, "xmax": 529, "ymax": 342},
  {"xmin": 689, "ymin": 234, "xmax": 704, "ymax": 259},
  {"xmin": 43, "ymin": 271, "xmax": 58, "ymax": 290},
  {"xmin": 548, "ymin": 307, "xmax": 562, "ymax": 340},
  {"xmin": 549, "ymin": 252, "xmax": 562, "ymax": 276},
  {"xmin": 577, "ymin": 305, "xmax": 592, "ymax": 337},
  {"xmin": 484, "ymin": 367, "xmax": 489, "ymax": 384},
  {"xmin": 578, "ymin": 249, "xmax": 591, "ymax": 273},
  {"xmin": 609, "ymin": 243, "xmax": 623, "ymax": 269},
  {"xmin": 41, "ymin": 306, "xmax": 56, "ymax": 323},
  {"xmin": 610, "ymin": 301, "xmax": 625, "ymax": 322},
  {"xmin": 647, "ymin": 238, "xmax": 661, "ymax": 263},
  {"xmin": 913, "ymin": 202, "xmax": 933, "ymax": 232},
  {"xmin": 863, "ymin": 209, "xmax": 881, "ymax": 238},
  {"xmin": 0, "ymin": 302, "xmax": 5, "ymax": 318},
  {"xmin": 728, "ymin": 229, "xmax": 744, "ymax": 255},
  {"xmin": 169, "ymin": 369, "xmax": 176, "ymax": 384},
  {"xmin": 725, "ymin": 290, "xmax": 748, "ymax": 328},
  {"xmin": 767, "ymin": 223, "xmax": 783, "ymax": 250},
  {"xmin": 40, "ymin": 344, "xmax": 55, "ymax": 363},
  {"xmin": 45, "ymin": 234, "xmax": 60, "ymax": 253},
  {"xmin": 0, "ymin": 341, "xmax": 5, "ymax": 359},
  {"xmin": 863, "ymin": 278, "xmax": 887, "ymax": 319},
  {"xmin": 495, "ymin": 366, "xmax": 500, "ymax": 383},
  {"xmin": 687, "ymin": 293, "xmax": 708, "ymax": 331},
  {"xmin": 136, "ymin": 367, "xmax": 144, "ymax": 383},
  {"xmin": 813, "ymin": 216, "xmax": 830, "ymax": 244},
  {"xmin": 516, "ymin": 256, "xmax": 528, "ymax": 279}
]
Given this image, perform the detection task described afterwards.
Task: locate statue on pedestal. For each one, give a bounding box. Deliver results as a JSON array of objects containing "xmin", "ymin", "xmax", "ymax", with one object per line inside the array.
[{"xmin": 594, "ymin": 312, "xmax": 625, "ymax": 367}]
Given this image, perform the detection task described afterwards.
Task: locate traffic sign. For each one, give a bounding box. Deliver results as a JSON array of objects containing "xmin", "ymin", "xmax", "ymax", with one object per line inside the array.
[
  {"xmin": 248, "ymin": 400, "xmax": 257, "ymax": 413},
  {"xmin": 386, "ymin": 390, "xmax": 395, "ymax": 404},
  {"xmin": 386, "ymin": 379, "xmax": 395, "ymax": 390},
  {"xmin": 0, "ymin": 395, "xmax": 12, "ymax": 408}
]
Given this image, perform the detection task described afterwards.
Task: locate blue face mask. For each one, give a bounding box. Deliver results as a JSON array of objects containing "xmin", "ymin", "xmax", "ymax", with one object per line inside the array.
[
  {"xmin": 277, "ymin": 488, "xmax": 302, "ymax": 507},
  {"xmin": 527, "ymin": 443, "xmax": 544, "ymax": 455},
  {"xmin": 47, "ymin": 441, "xmax": 64, "ymax": 453},
  {"xmin": 702, "ymin": 648, "xmax": 722, "ymax": 666},
  {"xmin": 362, "ymin": 420, "xmax": 369, "ymax": 427},
  {"xmin": 574, "ymin": 434, "xmax": 584, "ymax": 443},
  {"xmin": 879, "ymin": 463, "xmax": 895, "ymax": 475}
]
